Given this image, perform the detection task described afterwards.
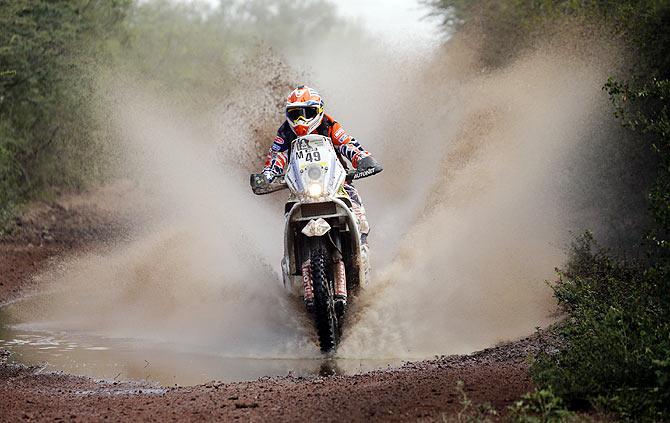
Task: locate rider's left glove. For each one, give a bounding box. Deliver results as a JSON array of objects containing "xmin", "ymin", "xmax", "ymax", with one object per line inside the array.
[{"xmin": 262, "ymin": 172, "xmax": 276, "ymax": 183}]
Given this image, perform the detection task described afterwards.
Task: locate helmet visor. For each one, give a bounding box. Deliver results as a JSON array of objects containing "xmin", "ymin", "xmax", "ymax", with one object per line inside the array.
[{"xmin": 287, "ymin": 106, "xmax": 319, "ymax": 122}]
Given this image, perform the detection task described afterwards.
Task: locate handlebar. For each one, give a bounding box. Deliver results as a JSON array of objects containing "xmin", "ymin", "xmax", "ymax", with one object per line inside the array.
[
  {"xmin": 345, "ymin": 166, "xmax": 383, "ymax": 183},
  {"xmin": 250, "ymin": 165, "xmax": 383, "ymax": 196},
  {"xmin": 250, "ymin": 174, "xmax": 287, "ymax": 195}
]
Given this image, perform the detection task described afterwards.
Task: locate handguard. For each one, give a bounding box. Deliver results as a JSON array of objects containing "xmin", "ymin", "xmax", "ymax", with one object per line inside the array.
[
  {"xmin": 250, "ymin": 173, "xmax": 287, "ymax": 195},
  {"xmin": 345, "ymin": 156, "xmax": 384, "ymax": 183}
]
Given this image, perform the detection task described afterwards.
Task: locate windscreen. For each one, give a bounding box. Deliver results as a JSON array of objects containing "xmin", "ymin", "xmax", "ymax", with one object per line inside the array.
[{"xmin": 286, "ymin": 135, "xmax": 345, "ymax": 201}]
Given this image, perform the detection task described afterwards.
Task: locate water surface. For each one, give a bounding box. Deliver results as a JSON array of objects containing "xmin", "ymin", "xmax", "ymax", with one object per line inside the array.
[{"xmin": 0, "ymin": 321, "xmax": 402, "ymax": 386}]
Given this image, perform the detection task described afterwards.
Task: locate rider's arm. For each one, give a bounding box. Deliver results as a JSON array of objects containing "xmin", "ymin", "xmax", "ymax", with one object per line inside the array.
[
  {"xmin": 262, "ymin": 128, "xmax": 290, "ymax": 180},
  {"xmin": 329, "ymin": 120, "xmax": 371, "ymax": 168}
]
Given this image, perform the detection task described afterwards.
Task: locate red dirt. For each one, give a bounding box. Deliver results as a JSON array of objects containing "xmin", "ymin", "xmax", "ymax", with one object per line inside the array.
[
  {"xmin": 1, "ymin": 342, "xmax": 538, "ymax": 422},
  {"xmin": 0, "ymin": 245, "xmax": 61, "ymax": 303},
  {"xmin": 0, "ymin": 194, "xmax": 546, "ymax": 422}
]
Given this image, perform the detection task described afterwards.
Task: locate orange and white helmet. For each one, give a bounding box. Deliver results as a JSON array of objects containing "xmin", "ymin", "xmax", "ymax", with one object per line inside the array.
[{"xmin": 285, "ymin": 85, "xmax": 324, "ymax": 136}]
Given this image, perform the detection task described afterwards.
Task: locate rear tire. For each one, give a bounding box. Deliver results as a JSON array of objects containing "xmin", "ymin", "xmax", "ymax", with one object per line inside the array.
[{"xmin": 311, "ymin": 248, "xmax": 339, "ymax": 352}]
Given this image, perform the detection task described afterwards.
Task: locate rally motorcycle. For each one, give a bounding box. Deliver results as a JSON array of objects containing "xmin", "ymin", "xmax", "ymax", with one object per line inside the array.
[{"xmin": 250, "ymin": 134, "xmax": 382, "ymax": 352}]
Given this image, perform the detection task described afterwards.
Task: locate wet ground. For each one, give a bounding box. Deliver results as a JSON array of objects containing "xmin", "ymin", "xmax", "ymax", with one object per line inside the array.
[
  {"xmin": 0, "ymin": 322, "xmax": 403, "ymax": 385},
  {"xmin": 0, "ymin": 194, "xmax": 554, "ymax": 421},
  {"xmin": 2, "ymin": 336, "xmax": 540, "ymax": 422}
]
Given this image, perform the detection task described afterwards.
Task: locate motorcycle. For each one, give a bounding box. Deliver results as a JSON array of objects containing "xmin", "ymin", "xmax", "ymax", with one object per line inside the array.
[{"xmin": 250, "ymin": 134, "xmax": 382, "ymax": 352}]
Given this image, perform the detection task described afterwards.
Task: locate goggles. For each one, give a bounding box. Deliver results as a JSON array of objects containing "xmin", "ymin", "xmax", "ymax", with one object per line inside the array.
[{"xmin": 287, "ymin": 106, "xmax": 321, "ymax": 122}]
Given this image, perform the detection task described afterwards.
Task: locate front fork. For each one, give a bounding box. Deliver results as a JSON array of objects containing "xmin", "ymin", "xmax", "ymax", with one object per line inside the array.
[
  {"xmin": 301, "ymin": 257, "xmax": 346, "ymax": 309},
  {"xmin": 302, "ymin": 259, "xmax": 314, "ymax": 304}
]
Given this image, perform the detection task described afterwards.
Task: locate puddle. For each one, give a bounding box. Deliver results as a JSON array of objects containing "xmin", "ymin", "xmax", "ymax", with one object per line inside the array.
[{"xmin": 0, "ymin": 321, "xmax": 402, "ymax": 386}]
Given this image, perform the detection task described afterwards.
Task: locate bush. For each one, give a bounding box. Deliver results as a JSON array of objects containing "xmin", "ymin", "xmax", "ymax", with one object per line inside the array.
[
  {"xmin": 427, "ymin": 0, "xmax": 670, "ymax": 72},
  {"xmin": 0, "ymin": 0, "xmax": 348, "ymax": 231},
  {"xmin": 605, "ymin": 77, "xmax": 670, "ymax": 252},
  {"xmin": 450, "ymin": 380, "xmax": 498, "ymax": 423},
  {"xmin": 531, "ymin": 233, "xmax": 670, "ymax": 420},
  {"xmin": 0, "ymin": 0, "xmax": 131, "ymax": 227},
  {"xmin": 507, "ymin": 388, "xmax": 576, "ymax": 423},
  {"xmin": 447, "ymin": 382, "xmax": 576, "ymax": 422},
  {"xmin": 534, "ymin": 73, "xmax": 670, "ymax": 420},
  {"xmin": 429, "ymin": 1, "xmax": 670, "ymax": 420}
]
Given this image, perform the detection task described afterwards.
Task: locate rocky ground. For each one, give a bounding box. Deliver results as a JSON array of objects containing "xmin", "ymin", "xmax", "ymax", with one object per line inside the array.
[{"xmin": 0, "ymin": 191, "xmax": 551, "ymax": 422}]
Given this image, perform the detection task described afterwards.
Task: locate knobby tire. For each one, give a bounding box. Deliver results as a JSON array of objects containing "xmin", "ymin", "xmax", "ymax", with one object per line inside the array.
[{"xmin": 311, "ymin": 248, "xmax": 338, "ymax": 352}]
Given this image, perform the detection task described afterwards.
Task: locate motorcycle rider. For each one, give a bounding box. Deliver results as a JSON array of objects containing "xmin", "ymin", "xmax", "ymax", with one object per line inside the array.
[{"xmin": 260, "ymin": 85, "xmax": 383, "ymax": 305}]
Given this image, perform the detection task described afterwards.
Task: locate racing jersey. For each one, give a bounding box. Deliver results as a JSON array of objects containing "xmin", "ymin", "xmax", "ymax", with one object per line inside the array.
[{"xmin": 262, "ymin": 114, "xmax": 371, "ymax": 177}]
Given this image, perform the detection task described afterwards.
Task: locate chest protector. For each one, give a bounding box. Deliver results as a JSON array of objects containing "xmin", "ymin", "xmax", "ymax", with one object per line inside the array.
[{"xmin": 284, "ymin": 117, "xmax": 351, "ymax": 170}]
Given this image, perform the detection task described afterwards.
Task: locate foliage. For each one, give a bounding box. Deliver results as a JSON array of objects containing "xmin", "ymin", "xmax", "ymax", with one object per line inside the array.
[
  {"xmin": 428, "ymin": 0, "xmax": 670, "ymax": 421},
  {"xmin": 537, "ymin": 69, "xmax": 670, "ymax": 420},
  {"xmin": 535, "ymin": 4, "xmax": 670, "ymax": 420},
  {"xmin": 507, "ymin": 388, "xmax": 577, "ymax": 423},
  {"xmin": 115, "ymin": 0, "xmax": 241, "ymax": 108},
  {"xmin": 605, "ymin": 77, "xmax": 670, "ymax": 251},
  {"xmin": 427, "ymin": 0, "xmax": 670, "ymax": 72},
  {"xmin": 113, "ymin": 0, "xmax": 345, "ymax": 106},
  {"xmin": 446, "ymin": 382, "xmax": 576, "ymax": 422},
  {"xmin": 447, "ymin": 380, "xmax": 498, "ymax": 423},
  {"xmin": 0, "ymin": 0, "xmax": 347, "ymax": 230},
  {"xmin": 0, "ymin": 0, "xmax": 131, "ymax": 227},
  {"xmin": 531, "ymin": 233, "xmax": 670, "ymax": 420}
]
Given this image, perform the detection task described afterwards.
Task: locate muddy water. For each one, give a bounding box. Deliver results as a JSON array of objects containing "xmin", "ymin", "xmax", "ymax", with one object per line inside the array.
[
  {"xmin": 0, "ymin": 318, "xmax": 402, "ymax": 385},
  {"xmin": 0, "ymin": 333, "xmax": 399, "ymax": 386}
]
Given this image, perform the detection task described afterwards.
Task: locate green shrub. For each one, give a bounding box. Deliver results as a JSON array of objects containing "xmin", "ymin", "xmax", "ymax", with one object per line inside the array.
[
  {"xmin": 0, "ymin": 0, "xmax": 131, "ymax": 225},
  {"xmin": 531, "ymin": 233, "xmax": 670, "ymax": 420},
  {"xmin": 0, "ymin": 0, "xmax": 349, "ymax": 231},
  {"xmin": 429, "ymin": 1, "xmax": 670, "ymax": 420},
  {"xmin": 507, "ymin": 388, "xmax": 577, "ymax": 423},
  {"xmin": 446, "ymin": 382, "xmax": 576, "ymax": 423},
  {"xmin": 605, "ymin": 77, "xmax": 670, "ymax": 252},
  {"xmin": 450, "ymin": 380, "xmax": 498, "ymax": 423},
  {"xmin": 427, "ymin": 0, "xmax": 670, "ymax": 72}
]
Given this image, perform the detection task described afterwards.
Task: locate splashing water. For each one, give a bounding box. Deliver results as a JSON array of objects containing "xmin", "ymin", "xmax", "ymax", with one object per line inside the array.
[{"xmin": 3, "ymin": 5, "xmax": 627, "ymax": 382}]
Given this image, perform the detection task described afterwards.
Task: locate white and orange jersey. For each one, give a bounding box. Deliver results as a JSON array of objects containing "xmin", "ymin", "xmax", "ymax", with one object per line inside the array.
[{"xmin": 263, "ymin": 114, "xmax": 371, "ymax": 177}]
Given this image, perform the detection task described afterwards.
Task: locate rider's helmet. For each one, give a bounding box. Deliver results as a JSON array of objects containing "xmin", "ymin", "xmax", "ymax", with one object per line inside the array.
[{"xmin": 285, "ymin": 85, "xmax": 324, "ymax": 136}]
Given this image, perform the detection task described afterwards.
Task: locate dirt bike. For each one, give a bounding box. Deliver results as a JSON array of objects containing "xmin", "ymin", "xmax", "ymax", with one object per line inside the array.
[{"xmin": 250, "ymin": 134, "xmax": 382, "ymax": 352}]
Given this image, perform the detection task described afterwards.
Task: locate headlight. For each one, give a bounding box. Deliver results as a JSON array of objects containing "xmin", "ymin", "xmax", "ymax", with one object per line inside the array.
[
  {"xmin": 307, "ymin": 165, "xmax": 322, "ymax": 180},
  {"xmin": 308, "ymin": 183, "xmax": 322, "ymax": 197}
]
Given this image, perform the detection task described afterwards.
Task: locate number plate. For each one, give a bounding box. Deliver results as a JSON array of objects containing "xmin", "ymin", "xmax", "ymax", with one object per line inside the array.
[{"xmin": 295, "ymin": 138, "xmax": 325, "ymax": 164}]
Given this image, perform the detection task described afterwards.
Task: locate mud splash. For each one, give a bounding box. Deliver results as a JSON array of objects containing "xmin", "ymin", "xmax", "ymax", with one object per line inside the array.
[
  {"xmin": 6, "ymin": 84, "xmax": 318, "ymax": 359},
  {"xmin": 2, "ymin": 2, "xmax": 627, "ymax": 380},
  {"xmin": 312, "ymin": 40, "xmax": 621, "ymax": 356},
  {"xmin": 0, "ymin": 323, "xmax": 400, "ymax": 385}
]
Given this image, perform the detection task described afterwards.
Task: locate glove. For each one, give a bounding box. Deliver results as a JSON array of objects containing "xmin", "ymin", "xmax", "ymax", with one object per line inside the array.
[
  {"xmin": 250, "ymin": 173, "xmax": 272, "ymax": 193},
  {"xmin": 250, "ymin": 172, "xmax": 286, "ymax": 195},
  {"xmin": 262, "ymin": 172, "xmax": 276, "ymax": 183}
]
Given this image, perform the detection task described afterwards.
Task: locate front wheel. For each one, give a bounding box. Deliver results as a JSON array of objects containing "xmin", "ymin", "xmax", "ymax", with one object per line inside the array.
[{"xmin": 311, "ymin": 248, "xmax": 339, "ymax": 352}]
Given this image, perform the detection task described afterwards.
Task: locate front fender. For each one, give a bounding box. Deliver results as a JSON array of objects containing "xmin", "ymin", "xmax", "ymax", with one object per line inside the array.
[{"xmin": 283, "ymin": 198, "xmax": 363, "ymax": 287}]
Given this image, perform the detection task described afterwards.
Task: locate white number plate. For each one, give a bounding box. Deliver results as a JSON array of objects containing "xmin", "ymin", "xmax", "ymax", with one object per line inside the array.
[{"xmin": 295, "ymin": 138, "xmax": 326, "ymax": 164}]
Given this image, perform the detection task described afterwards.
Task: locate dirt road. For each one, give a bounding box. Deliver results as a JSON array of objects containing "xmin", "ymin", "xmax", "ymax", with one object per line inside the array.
[{"xmin": 0, "ymin": 196, "xmax": 543, "ymax": 422}]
